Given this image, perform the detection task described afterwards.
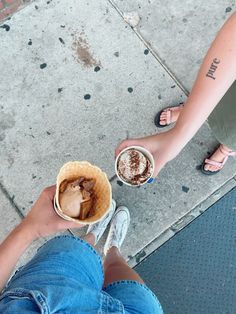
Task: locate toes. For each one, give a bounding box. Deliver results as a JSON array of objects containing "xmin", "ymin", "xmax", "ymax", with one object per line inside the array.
[
  {"xmin": 208, "ymin": 165, "xmax": 215, "ymax": 172},
  {"xmin": 159, "ymin": 120, "xmax": 167, "ymax": 125},
  {"xmin": 212, "ymin": 166, "xmax": 219, "ymax": 172},
  {"xmin": 204, "ymin": 164, "xmax": 219, "ymax": 172},
  {"xmin": 160, "ymin": 112, "xmax": 167, "ymax": 119},
  {"xmin": 159, "ymin": 114, "xmax": 167, "ymax": 125}
]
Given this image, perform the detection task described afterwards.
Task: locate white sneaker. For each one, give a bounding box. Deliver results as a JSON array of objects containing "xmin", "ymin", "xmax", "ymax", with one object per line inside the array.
[
  {"xmin": 104, "ymin": 206, "xmax": 130, "ymax": 255},
  {"xmin": 86, "ymin": 199, "xmax": 116, "ymax": 245}
]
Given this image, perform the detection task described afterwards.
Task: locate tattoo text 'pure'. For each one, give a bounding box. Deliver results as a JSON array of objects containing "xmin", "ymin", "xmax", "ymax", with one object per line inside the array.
[{"xmin": 206, "ymin": 58, "xmax": 220, "ymax": 80}]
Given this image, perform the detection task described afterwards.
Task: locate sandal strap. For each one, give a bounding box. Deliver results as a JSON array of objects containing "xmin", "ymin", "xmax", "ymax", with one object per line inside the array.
[
  {"xmin": 163, "ymin": 104, "xmax": 184, "ymax": 113},
  {"xmin": 166, "ymin": 110, "xmax": 171, "ymax": 125},
  {"xmin": 203, "ymin": 145, "xmax": 236, "ymax": 171},
  {"xmin": 163, "ymin": 103, "xmax": 185, "ymax": 125},
  {"xmin": 219, "ymin": 144, "xmax": 236, "ymax": 157},
  {"xmin": 204, "ymin": 158, "xmax": 225, "ymax": 168}
]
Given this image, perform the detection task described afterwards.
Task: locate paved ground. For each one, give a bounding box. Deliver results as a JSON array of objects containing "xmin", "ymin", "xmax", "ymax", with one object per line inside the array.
[{"xmin": 0, "ymin": 0, "xmax": 236, "ymax": 267}]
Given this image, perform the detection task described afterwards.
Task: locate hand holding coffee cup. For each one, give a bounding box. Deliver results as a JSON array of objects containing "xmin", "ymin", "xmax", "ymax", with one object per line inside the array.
[{"xmin": 115, "ymin": 146, "xmax": 154, "ymax": 186}]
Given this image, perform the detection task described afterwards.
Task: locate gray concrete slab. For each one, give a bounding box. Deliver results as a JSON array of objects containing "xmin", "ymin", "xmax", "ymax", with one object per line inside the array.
[
  {"xmin": 0, "ymin": 0, "xmax": 184, "ymax": 213},
  {"xmin": 0, "ymin": 0, "xmax": 236, "ymax": 266},
  {"xmin": 112, "ymin": 0, "xmax": 236, "ymax": 90}
]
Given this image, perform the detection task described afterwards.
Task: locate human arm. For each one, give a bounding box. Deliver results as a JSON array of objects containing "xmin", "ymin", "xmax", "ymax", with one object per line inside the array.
[
  {"xmin": 0, "ymin": 185, "xmax": 81, "ymax": 292},
  {"xmin": 116, "ymin": 12, "xmax": 236, "ymax": 176},
  {"xmin": 174, "ymin": 11, "xmax": 236, "ymax": 146}
]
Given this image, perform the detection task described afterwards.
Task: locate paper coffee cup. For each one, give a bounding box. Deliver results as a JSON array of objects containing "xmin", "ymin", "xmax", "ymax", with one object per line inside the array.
[{"xmin": 115, "ymin": 146, "xmax": 155, "ymax": 186}]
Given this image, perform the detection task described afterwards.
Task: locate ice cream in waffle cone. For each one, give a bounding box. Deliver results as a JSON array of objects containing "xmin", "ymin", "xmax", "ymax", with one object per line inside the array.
[{"xmin": 54, "ymin": 161, "xmax": 112, "ymax": 225}]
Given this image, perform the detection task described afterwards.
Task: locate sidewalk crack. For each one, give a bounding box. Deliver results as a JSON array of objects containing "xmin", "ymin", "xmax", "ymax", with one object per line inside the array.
[
  {"xmin": 0, "ymin": 181, "xmax": 24, "ymax": 219},
  {"xmin": 107, "ymin": 0, "xmax": 189, "ymax": 96}
]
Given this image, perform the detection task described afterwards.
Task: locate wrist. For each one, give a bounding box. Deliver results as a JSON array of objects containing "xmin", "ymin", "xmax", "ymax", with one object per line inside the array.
[
  {"xmin": 170, "ymin": 125, "xmax": 190, "ymax": 149},
  {"xmin": 17, "ymin": 219, "xmax": 39, "ymax": 243}
]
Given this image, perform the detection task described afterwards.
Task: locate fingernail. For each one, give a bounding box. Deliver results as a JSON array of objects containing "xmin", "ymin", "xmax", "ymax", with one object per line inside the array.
[{"xmin": 147, "ymin": 178, "xmax": 155, "ymax": 183}]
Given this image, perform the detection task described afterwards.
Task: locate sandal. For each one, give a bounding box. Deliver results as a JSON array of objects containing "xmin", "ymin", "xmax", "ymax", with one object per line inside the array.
[
  {"xmin": 154, "ymin": 103, "xmax": 184, "ymax": 128},
  {"xmin": 201, "ymin": 144, "xmax": 236, "ymax": 175}
]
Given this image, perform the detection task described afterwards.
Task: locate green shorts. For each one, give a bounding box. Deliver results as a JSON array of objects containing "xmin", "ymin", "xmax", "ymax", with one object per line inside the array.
[{"xmin": 208, "ymin": 80, "xmax": 236, "ymax": 150}]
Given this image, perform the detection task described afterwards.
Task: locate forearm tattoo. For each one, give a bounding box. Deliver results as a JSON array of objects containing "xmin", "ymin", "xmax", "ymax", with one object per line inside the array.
[{"xmin": 206, "ymin": 58, "xmax": 220, "ymax": 80}]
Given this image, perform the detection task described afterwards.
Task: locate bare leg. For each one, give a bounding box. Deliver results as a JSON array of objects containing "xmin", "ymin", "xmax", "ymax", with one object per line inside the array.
[
  {"xmin": 103, "ymin": 246, "xmax": 144, "ymax": 287},
  {"xmin": 85, "ymin": 205, "xmax": 143, "ymax": 287},
  {"xmin": 83, "ymin": 235, "xmax": 144, "ymax": 286},
  {"xmin": 84, "ymin": 233, "xmax": 144, "ymax": 286}
]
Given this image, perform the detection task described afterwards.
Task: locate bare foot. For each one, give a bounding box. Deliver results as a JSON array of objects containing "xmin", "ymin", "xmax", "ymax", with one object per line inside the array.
[
  {"xmin": 204, "ymin": 144, "xmax": 234, "ymax": 172},
  {"xmin": 159, "ymin": 104, "xmax": 184, "ymax": 126}
]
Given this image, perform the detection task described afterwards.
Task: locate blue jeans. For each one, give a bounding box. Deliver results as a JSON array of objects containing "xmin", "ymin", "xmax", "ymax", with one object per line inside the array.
[{"xmin": 0, "ymin": 235, "xmax": 163, "ymax": 313}]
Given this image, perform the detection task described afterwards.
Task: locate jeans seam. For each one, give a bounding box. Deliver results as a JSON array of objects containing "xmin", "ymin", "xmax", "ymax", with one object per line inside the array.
[
  {"xmin": 100, "ymin": 291, "xmax": 123, "ymax": 313},
  {"xmin": 0, "ymin": 288, "xmax": 50, "ymax": 313},
  {"xmin": 103, "ymin": 280, "xmax": 160, "ymax": 303}
]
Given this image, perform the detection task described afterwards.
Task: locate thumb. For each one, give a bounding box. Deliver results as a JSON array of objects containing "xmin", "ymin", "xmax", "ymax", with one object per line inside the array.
[{"xmin": 115, "ymin": 138, "xmax": 140, "ymax": 157}]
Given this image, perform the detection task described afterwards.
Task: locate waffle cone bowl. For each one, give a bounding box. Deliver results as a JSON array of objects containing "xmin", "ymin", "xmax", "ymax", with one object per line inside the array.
[{"xmin": 54, "ymin": 161, "xmax": 112, "ymax": 225}]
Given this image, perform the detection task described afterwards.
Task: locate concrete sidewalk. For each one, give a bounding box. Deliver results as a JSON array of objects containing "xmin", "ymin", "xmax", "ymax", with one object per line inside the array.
[{"xmin": 0, "ymin": 0, "xmax": 236, "ymax": 266}]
